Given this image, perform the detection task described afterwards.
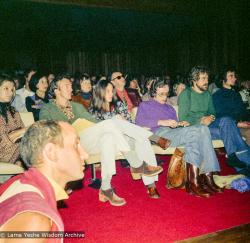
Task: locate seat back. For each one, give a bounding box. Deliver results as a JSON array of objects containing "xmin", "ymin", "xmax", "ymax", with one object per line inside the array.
[{"xmin": 19, "ymin": 112, "xmax": 35, "ymax": 127}]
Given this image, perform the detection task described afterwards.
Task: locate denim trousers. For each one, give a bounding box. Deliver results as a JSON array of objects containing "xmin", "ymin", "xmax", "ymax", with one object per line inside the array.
[
  {"xmin": 209, "ymin": 117, "xmax": 250, "ymax": 166},
  {"xmin": 155, "ymin": 124, "xmax": 220, "ymax": 174}
]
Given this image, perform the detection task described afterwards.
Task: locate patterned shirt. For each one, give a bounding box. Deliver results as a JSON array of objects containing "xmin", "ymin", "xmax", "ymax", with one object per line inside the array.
[
  {"xmin": 0, "ymin": 111, "xmax": 24, "ymax": 163},
  {"xmin": 89, "ymin": 101, "xmax": 133, "ymax": 123}
]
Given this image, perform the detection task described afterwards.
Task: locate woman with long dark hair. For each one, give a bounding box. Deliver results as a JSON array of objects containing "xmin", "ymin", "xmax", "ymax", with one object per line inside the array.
[
  {"xmin": 0, "ymin": 74, "xmax": 26, "ymax": 163},
  {"xmin": 90, "ymin": 79, "xmax": 162, "ymax": 199},
  {"xmin": 90, "ymin": 79, "xmax": 133, "ymax": 122}
]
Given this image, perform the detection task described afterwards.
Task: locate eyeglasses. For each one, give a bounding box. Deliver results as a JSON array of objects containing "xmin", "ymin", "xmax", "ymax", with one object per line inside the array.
[
  {"xmin": 157, "ymin": 92, "xmax": 168, "ymax": 97},
  {"xmin": 112, "ymin": 74, "xmax": 127, "ymax": 81}
]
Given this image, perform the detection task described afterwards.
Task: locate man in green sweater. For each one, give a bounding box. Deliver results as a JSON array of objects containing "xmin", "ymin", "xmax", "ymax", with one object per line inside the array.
[
  {"xmin": 40, "ymin": 74, "xmax": 162, "ymax": 206},
  {"xmin": 178, "ymin": 66, "xmax": 250, "ymax": 172}
]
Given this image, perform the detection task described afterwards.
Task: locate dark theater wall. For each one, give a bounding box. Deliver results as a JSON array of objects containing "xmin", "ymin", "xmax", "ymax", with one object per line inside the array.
[{"xmin": 0, "ymin": 0, "xmax": 249, "ymax": 78}]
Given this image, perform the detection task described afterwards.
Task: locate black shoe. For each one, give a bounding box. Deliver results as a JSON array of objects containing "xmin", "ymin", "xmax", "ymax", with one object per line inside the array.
[
  {"xmin": 238, "ymin": 167, "xmax": 250, "ymax": 177},
  {"xmin": 57, "ymin": 200, "xmax": 68, "ymax": 208},
  {"xmin": 66, "ymin": 179, "xmax": 83, "ymax": 191},
  {"xmin": 226, "ymin": 153, "xmax": 246, "ymax": 169}
]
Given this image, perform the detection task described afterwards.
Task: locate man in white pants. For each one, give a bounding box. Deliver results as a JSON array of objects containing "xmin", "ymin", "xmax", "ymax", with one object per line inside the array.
[{"xmin": 40, "ymin": 74, "xmax": 163, "ymax": 206}]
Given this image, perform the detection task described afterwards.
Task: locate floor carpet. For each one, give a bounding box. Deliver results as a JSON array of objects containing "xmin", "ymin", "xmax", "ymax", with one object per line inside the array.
[{"xmin": 59, "ymin": 155, "xmax": 250, "ymax": 243}]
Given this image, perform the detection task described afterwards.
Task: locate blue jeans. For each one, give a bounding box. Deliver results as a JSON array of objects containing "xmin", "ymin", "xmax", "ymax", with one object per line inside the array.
[
  {"xmin": 209, "ymin": 117, "xmax": 250, "ymax": 166},
  {"xmin": 155, "ymin": 124, "xmax": 220, "ymax": 174}
]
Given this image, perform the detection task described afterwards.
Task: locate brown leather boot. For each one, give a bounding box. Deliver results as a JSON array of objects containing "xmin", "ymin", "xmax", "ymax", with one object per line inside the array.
[
  {"xmin": 130, "ymin": 161, "xmax": 163, "ymax": 180},
  {"xmin": 199, "ymin": 174, "xmax": 216, "ymax": 195},
  {"xmin": 185, "ymin": 163, "xmax": 211, "ymax": 198},
  {"xmin": 203, "ymin": 173, "xmax": 224, "ymax": 193},
  {"xmin": 99, "ymin": 188, "xmax": 126, "ymax": 206}
]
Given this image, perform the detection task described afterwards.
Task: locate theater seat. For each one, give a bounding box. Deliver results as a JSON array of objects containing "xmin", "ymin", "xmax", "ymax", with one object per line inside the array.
[
  {"xmin": 19, "ymin": 112, "xmax": 35, "ymax": 127},
  {"xmin": 0, "ymin": 162, "xmax": 25, "ymax": 184}
]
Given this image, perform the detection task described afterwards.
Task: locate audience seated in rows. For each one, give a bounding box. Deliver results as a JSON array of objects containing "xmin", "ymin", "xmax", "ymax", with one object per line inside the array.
[
  {"xmin": 93, "ymin": 78, "xmax": 170, "ymax": 150},
  {"xmin": 1, "ymin": 64, "xmax": 249, "ymax": 204},
  {"xmin": 135, "ymin": 79, "xmax": 222, "ymax": 198},
  {"xmin": 178, "ymin": 66, "xmax": 250, "ymax": 176},
  {"xmin": 39, "ymin": 74, "xmax": 163, "ymax": 205},
  {"xmin": 89, "ymin": 79, "xmax": 165, "ymax": 198}
]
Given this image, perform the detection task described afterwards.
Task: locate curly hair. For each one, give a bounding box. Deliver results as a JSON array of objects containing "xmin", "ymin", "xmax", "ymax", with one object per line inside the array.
[
  {"xmin": 149, "ymin": 79, "xmax": 168, "ymax": 97},
  {"xmin": 48, "ymin": 73, "xmax": 72, "ymax": 98},
  {"xmin": 189, "ymin": 66, "xmax": 209, "ymax": 86}
]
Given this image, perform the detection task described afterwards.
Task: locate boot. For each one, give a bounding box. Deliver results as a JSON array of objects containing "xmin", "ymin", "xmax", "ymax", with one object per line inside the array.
[
  {"xmin": 199, "ymin": 174, "xmax": 216, "ymax": 195},
  {"xmin": 130, "ymin": 161, "xmax": 163, "ymax": 180},
  {"xmin": 202, "ymin": 173, "xmax": 224, "ymax": 193},
  {"xmin": 99, "ymin": 188, "xmax": 126, "ymax": 206},
  {"xmin": 185, "ymin": 163, "xmax": 211, "ymax": 198}
]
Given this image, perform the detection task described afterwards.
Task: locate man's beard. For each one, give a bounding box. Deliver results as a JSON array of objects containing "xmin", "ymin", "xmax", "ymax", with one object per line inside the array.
[{"xmin": 196, "ymin": 83, "xmax": 208, "ymax": 92}]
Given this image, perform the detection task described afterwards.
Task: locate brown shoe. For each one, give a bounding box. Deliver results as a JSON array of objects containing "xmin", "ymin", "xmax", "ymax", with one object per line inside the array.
[
  {"xmin": 149, "ymin": 135, "xmax": 171, "ymax": 150},
  {"xmin": 185, "ymin": 163, "xmax": 211, "ymax": 198},
  {"xmin": 147, "ymin": 186, "xmax": 160, "ymax": 199},
  {"xmin": 199, "ymin": 175, "xmax": 216, "ymax": 195},
  {"xmin": 130, "ymin": 161, "xmax": 163, "ymax": 180},
  {"xmin": 156, "ymin": 137, "xmax": 171, "ymax": 150},
  {"xmin": 99, "ymin": 188, "xmax": 126, "ymax": 206},
  {"xmin": 202, "ymin": 173, "xmax": 224, "ymax": 193}
]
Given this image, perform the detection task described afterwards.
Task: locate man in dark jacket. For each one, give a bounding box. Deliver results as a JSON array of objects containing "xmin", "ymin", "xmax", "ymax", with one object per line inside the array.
[{"xmin": 213, "ymin": 67, "xmax": 250, "ymax": 145}]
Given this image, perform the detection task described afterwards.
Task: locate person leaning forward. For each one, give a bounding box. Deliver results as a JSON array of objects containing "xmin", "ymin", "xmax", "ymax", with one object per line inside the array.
[{"xmin": 0, "ymin": 120, "xmax": 88, "ymax": 242}]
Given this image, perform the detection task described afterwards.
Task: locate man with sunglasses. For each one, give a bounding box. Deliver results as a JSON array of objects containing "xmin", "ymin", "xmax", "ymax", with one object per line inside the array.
[
  {"xmin": 111, "ymin": 72, "xmax": 142, "ymax": 110},
  {"xmin": 111, "ymin": 71, "xmax": 171, "ymax": 165}
]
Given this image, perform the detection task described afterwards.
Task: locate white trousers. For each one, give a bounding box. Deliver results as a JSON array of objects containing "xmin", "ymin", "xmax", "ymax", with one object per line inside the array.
[{"xmin": 80, "ymin": 118, "xmax": 158, "ymax": 186}]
